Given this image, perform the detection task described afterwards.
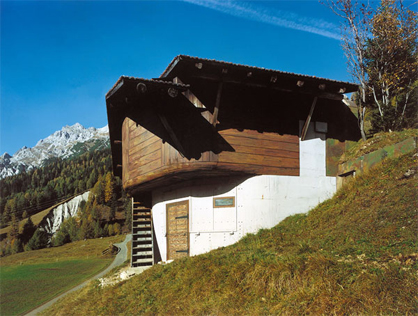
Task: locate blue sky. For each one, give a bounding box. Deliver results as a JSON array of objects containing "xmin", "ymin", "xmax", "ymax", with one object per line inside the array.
[{"xmin": 2, "ymin": 0, "xmax": 357, "ymax": 156}]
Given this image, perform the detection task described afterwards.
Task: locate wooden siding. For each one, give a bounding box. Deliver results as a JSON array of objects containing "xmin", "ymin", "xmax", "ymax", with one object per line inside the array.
[
  {"xmin": 218, "ymin": 129, "xmax": 299, "ymax": 176},
  {"xmin": 122, "ymin": 119, "xmax": 299, "ymax": 192},
  {"xmin": 122, "ymin": 118, "xmax": 130, "ymax": 184}
]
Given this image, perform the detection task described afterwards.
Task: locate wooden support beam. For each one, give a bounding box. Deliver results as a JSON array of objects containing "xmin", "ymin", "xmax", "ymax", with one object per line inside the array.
[
  {"xmin": 114, "ymin": 140, "xmax": 122, "ymax": 145},
  {"xmin": 211, "ymin": 81, "xmax": 223, "ymax": 128},
  {"xmin": 189, "ymin": 74, "xmax": 344, "ymax": 101},
  {"xmin": 301, "ymin": 96, "xmax": 318, "ymax": 141},
  {"xmin": 158, "ymin": 113, "xmax": 186, "ymax": 158}
]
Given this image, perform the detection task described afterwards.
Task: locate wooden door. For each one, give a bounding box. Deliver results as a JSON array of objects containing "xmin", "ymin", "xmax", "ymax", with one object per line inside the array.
[{"xmin": 166, "ymin": 200, "xmax": 189, "ymax": 260}]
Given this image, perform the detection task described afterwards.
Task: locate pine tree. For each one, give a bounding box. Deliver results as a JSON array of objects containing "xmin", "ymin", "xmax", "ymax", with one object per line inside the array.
[
  {"xmin": 21, "ymin": 216, "xmax": 36, "ymax": 244},
  {"xmin": 8, "ymin": 213, "xmax": 19, "ymax": 240},
  {"xmin": 25, "ymin": 229, "xmax": 49, "ymax": 251}
]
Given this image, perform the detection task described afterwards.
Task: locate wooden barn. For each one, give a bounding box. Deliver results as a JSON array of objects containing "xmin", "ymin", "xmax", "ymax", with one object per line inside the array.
[{"xmin": 106, "ymin": 55, "xmax": 360, "ymax": 267}]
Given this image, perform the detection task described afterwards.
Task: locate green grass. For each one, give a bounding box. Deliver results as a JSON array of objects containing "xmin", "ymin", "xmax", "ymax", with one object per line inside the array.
[
  {"xmin": 0, "ymin": 235, "xmax": 123, "ymax": 315},
  {"xmin": 43, "ymin": 150, "xmax": 418, "ymax": 315},
  {"xmin": 1, "ymin": 259, "xmax": 110, "ymax": 315}
]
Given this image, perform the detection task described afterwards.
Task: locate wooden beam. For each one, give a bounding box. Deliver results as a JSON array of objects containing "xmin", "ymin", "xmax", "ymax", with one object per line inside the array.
[
  {"xmin": 157, "ymin": 113, "xmax": 186, "ymax": 158},
  {"xmin": 301, "ymin": 96, "xmax": 318, "ymax": 141},
  {"xmin": 189, "ymin": 74, "xmax": 344, "ymax": 101},
  {"xmin": 211, "ymin": 81, "xmax": 223, "ymax": 128}
]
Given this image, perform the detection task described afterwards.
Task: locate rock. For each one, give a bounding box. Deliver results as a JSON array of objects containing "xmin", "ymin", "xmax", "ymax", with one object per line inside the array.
[
  {"xmin": 400, "ymin": 167, "xmax": 417, "ymax": 179},
  {"xmin": 38, "ymin": 191, "xmax": 91, "ymax": 240}
]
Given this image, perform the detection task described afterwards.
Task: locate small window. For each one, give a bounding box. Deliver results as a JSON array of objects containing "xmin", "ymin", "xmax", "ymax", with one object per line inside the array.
[{"xmin": 213, "ymin": 197, "xmax": 235, "ymax": 208}]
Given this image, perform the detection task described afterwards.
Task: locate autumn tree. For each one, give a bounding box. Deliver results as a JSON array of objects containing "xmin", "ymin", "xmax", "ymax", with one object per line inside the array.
[
  {"xmin": 365, "ymin": 0, "xmax": 417, "ymax": 131},
  {"xmin": 104, "ymin": 172, "xmax": 114, "ymax": 204},
  {"xmin": 8, "ymin": 213, "xmax": 19, "ymax": 240},
  {"xmin": 325, "ymin": 0, "xmax": 417, "ymax": 135},
  {"xmin": 324, "ymin": 0, "xmax": 372, "ymax": 140},
  {"xmin": 92, "ymin": 175, "xmax": 105, "ymax": 204}
]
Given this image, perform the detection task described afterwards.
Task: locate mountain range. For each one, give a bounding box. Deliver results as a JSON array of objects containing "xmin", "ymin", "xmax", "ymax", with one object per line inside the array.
[{"xmin": 0, "ymin": 123, "xmax": 109, "ymax": 179}]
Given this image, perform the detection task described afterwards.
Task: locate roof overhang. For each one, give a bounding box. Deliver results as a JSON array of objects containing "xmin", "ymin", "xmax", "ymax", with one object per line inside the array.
[
  {"xmin": 106, "ymin": 77, "xmax": 190, "ymax": 177},
  {"xmin": 160, "ymin": 55, "xmax": 358, "ymax": 101}
]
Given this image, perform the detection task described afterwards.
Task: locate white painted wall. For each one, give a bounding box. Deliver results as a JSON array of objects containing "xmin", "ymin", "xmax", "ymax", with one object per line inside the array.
[{"xmin": 151, "ymin": 121, "xmax": 337, "ymax": 261}]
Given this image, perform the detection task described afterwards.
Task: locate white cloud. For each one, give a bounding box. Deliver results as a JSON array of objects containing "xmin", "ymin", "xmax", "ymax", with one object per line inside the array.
[{"xmin": 182, "ymin": 0, "xmax": 341, "ymax": 40}]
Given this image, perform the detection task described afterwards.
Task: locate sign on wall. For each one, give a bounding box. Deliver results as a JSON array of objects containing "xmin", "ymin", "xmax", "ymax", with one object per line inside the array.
[{"xmin": 213, "ymin": 197, "xmax": 235, "ymax": 208}]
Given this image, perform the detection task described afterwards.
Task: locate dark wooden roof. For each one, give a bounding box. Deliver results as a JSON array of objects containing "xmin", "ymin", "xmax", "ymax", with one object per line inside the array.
[{"xmin": 160, "ymin": 55, "xmax": 358, "ymax": 96}]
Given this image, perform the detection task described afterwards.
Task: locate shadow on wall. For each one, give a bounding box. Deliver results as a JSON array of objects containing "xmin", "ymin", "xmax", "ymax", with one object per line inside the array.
[
  {"xmin": 152, "ymin": 175, "xmax": 251, "ymax": 203},
  {"xmin": 126, "ymin": 89, "xmax": 360, "ymax": 163},
  {"xmin": 126, "ymin": 93, "xmax": 234, "ymax": 160}
]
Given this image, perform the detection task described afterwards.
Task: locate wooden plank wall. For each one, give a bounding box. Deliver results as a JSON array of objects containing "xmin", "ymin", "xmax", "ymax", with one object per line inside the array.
[
  {"xmin": 123, "ymin": 118, "xmax": 300, "ymax": 189},
  {"xmin": 219, "ymin": 129, "xmax": 299, "ymax": 176},
  {"xmin": 124, "ymin": 118, "xmax": 163, "ymax": 182},
  {"xmin": 122, "ymin": 118, "xmax": 130, "ymax": 183}
]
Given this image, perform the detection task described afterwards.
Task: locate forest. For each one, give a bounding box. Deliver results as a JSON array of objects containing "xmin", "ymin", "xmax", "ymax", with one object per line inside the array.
[
  {"xmin": 0, "ymin": 148, "xmax": 132, "ymax": 256},
  {"xmin": 0, "ymin": 149, "xmax": 113, "ymax": 226}
]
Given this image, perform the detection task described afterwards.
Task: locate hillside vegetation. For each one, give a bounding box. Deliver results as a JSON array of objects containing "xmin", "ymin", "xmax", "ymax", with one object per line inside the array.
[
  {"xmin": 0, "ymin": 148, "xmax": 113, "ymax": 224},
  {"xmin": 0, "ymin": 148, "xmax": 131, "ymax": 256},
  {"xmin": 44, "ymin": 148, "xmax": 417, "ymax": 315}
]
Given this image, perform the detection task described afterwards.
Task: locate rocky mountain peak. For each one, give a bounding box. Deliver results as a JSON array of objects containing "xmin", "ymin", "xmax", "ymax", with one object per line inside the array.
[
  {"xmin": 1, "ymin": 123, "xmax": 110, "ymax": 179},
  {"xmin": 1, "ymin": 153, "xmax": 12, "ymax": 160}
]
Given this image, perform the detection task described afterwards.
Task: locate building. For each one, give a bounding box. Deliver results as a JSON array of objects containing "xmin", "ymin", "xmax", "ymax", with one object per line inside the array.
[{"xmin": 106, "ymin": 55, "xmax": 360, "ymax": 267}]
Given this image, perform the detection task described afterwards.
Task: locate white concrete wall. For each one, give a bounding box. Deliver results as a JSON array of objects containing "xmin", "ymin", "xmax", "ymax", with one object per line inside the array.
[{"xmin": 152, "ymin": 121, "xmax": 337, "ymax": 261}]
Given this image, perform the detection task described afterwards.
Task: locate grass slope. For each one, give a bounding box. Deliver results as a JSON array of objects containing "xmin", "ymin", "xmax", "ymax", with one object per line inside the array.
[
  {"xmin": 44, "ymin": 151, "xmax": 418, "ymax": 315},
  {"xmin": 341, "ymin": 128, "xmax": 417, "ymax": 163},
  {"xmin": 0, "ymin": 235, "xmax": 123, "ymax": 315}
]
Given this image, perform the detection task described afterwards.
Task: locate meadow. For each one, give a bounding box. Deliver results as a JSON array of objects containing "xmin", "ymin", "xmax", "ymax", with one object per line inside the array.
[{"xmin": 0, "ymin": 235, "xmax": 123, "ymax": 315}]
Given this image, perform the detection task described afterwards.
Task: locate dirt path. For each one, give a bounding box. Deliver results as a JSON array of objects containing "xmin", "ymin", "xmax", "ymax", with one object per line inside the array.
[{"xmin": 25, "ymin": 234, "xmax": 132, "ymax": 316}]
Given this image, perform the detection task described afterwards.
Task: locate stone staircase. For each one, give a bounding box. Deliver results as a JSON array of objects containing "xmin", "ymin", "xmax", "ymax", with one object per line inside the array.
[{"xmin": 131, "ymin": 200, "xmax": 154, "ymax": 268}]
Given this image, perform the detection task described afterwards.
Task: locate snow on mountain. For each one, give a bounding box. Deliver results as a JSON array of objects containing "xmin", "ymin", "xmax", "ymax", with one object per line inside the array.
[{"xmin": 0, "ymin": 123, "xmax": 110, "ymax": 179}]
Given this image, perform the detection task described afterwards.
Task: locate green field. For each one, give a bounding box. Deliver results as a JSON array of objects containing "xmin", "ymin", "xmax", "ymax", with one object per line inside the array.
[
  {"xmin": 0, "ymin": 235, "xmax": 123, "ymax": 315},
  {"xmin": 1, "ymin": 259, "xmax": 110, "ymax": 315}
]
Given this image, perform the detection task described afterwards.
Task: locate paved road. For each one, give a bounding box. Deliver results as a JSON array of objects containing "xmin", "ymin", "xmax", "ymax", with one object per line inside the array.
[{"xmin": 25, "ymin": 234, "xmax": 132, "ymax": 316}]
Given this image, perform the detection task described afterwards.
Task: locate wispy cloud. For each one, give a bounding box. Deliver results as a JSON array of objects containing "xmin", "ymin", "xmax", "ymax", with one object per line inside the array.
[{"xmin": 182, "ymin": 0, "xmax": 341, "ymax": 40}]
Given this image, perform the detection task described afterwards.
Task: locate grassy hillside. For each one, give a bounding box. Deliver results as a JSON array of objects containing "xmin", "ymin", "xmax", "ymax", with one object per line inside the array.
[
  {"xmin": 0, "ymin": 235, "xmax": 123, "ymax": 315},
  {"xmin": 44, "ymin": 150, "xmax": 417, "ymax": 315},
  {"xmin": 340, "ymin": 128, "xmax": 417, "ymax": 163}
]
